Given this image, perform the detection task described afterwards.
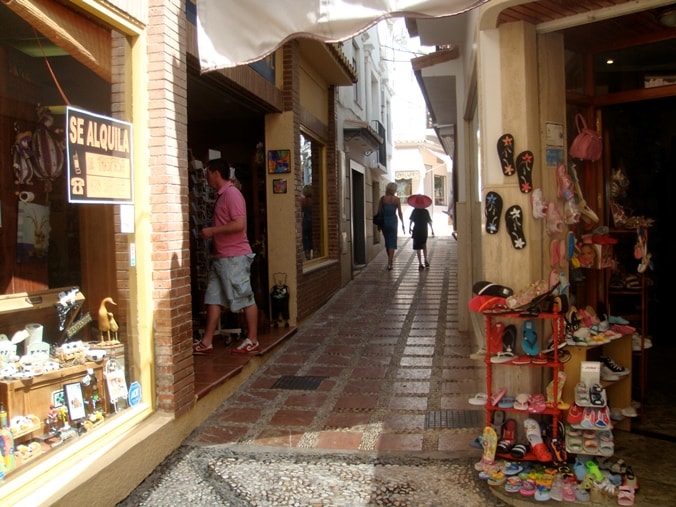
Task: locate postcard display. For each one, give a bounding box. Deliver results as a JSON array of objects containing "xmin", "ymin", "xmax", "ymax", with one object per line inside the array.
[{"xmin": 0, "ymin": 287, "xmax": 127, "ymax": 476}]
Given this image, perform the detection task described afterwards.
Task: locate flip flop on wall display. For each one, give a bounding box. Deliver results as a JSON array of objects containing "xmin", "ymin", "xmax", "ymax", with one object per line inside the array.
[
  {"xmin": 485, "ymin": 191, "xmax": 503, "ymax": 234},
  {"xmin": 505, "ymin": 205, "xmax": 526, "ymax": 249},
  {"xmin": 497, "ymin": 133, "xmax": 515, "ymax": 176},
  {"xmin": 516, "ymin": 150, "xmax": 534, "ymax": 193}
]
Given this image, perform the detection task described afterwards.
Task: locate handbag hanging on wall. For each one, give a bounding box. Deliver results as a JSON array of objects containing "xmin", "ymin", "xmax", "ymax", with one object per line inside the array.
[{"xmin": 569, "ymin": 113, "xmax": 603, "ymax": 161}]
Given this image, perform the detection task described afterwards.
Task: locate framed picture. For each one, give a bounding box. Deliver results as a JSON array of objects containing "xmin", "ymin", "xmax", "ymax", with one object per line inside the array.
[
  {"xmin": 106, "ymin": 368, "xmax": 128, "ymax": 403},
  {"xmin": 267, "ymin": 149, "xmax": 291, "ymax": 174},
  {"xmin": 64, "ymin": 382, "xmax": 86, "ymax": 421},
  {"xmin": 272, "ymin": 179, "xmax": 287, "ymax": 194},
  {"xmin": 51, "ymin": 388, "xmax": 65, "ymax": 408}
]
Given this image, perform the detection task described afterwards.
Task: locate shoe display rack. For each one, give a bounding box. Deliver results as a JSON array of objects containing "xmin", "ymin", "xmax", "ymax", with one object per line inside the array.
[
  {"xmin": 562, "ymin": 335, "xmax": 632, "ymax": 431},
  {"xmin": 565, "ymin": 362, "xmax": 615, "ymax": 457},
  {"xmin": 483, "ymin": 311, "xmax": 565, "ymax": 459},
  {"xmin": 188, "ymin": 158, "xmax": 214, "ymax": 324},
  {"xmin": 604, "ymin": 229, "xmax": 649, "ymax": 414}
]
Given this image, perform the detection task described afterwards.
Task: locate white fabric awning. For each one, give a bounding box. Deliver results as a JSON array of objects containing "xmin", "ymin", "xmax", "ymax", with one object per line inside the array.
[{"xmin": 197, "ymin": 0, "xmax": 488, "ymax": 72}]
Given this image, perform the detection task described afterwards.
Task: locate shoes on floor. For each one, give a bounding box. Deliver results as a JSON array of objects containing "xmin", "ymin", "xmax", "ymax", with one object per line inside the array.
[
  {"xmin": 419, "ymin": 264, "xmax": 425, "ymax": 271},
  {"xmin": 387, "ymin": 265, "xmax": 393, "ymax": 271},
  {"xmin": 425, "ymin": 261, "xmax": 430, "ymax": 267},
  {"xmin": 232, "ymin": 338, "xmax": 260, "ymax": 354}
]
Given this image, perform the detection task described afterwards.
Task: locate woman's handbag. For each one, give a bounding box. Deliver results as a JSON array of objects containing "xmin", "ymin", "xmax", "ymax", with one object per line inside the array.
[
  {"xmin": 373, "ymin": 196, "xmax": 384, "ymax": 229},
  {"xmin": 373, "ymin": 211, "xmax": 384, "ymax": 229},
  {"xmin": 569, "ymin": 113, "xmax": 602, "ymax": 161}
]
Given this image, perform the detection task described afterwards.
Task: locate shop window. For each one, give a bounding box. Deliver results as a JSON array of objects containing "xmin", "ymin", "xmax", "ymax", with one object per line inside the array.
[
  {"xmin": 0, "ymin": 3, "xmax": 142, "ymax": 484},
  {"xmin": 434, "ymin": 175, "xmax": 446, "ymax": 205},
  {"xmin": 396, "ymin": 178, "xmax": 412, "ymax": 202},
  {"xmin": 300, "ymin": 132, "xmax": 325, "ymax": 261}
]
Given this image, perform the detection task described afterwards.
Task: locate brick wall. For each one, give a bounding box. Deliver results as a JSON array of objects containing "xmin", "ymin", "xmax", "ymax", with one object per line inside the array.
[{"xmin": 144, "ymin": 0, "xmax": 193, "ymax": 415}]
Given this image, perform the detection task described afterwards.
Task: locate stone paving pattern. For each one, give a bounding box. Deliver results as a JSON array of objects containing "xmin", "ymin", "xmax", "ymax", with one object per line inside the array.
[{"xmin": 120, "ymin": 234, "xmax": 676, "ymax": 506}]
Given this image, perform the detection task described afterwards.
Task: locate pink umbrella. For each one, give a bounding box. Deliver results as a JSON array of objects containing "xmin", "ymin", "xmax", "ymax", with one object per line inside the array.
[{"xmin": 407, "ymin": 194, "xmax": 432, "ymax": 209}]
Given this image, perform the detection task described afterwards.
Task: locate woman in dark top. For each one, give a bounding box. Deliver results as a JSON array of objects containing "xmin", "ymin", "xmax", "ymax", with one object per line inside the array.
[{"xmin": 409, "ymin": 198, "xmax": 434, "ymax": 270}]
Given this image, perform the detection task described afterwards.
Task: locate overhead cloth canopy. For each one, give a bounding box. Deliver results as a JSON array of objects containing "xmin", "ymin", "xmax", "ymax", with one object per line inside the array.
[{"xmin": 197, "ymin": 0, "xmax": 488, "ymax": 72}]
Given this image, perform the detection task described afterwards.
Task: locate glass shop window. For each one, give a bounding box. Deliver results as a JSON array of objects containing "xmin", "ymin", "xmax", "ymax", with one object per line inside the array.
[
  {"xmin": 0, "ymin": 3, "xmax": 139, "ymax": 480},
  {"xmin": 300, "ymin": 132, "xmax": 325, "ymax": 262}
]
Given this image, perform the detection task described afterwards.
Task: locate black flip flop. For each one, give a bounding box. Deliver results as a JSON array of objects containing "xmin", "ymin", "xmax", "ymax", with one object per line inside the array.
[
  {"xmin": 505, "ymin": 205, "xmax": 526, "ymax": 249},
  {"xmin": 497, "ymin": 133, "xmax": 515, "ymax": 176},
  {"xmin": 502, "ymin": 324, "xmax": 517, "ymax": 354},
  {"xmin": 516, "ymin": 150, "xmax": 534, "ymax": 193},
  {"xmin": 485, "ymin": 191, "xmax": 502, "ymax": 234},
  {"xmin": 497, "ymin": 439, "xmax": 514, "ymax": 454},
  {"xmin": 473, "ymin": 281, "xmax": 514, "ymax": 298},
  {"xmin": 510, "ymin": 443, "xmax": 528, "ymax": 459}
]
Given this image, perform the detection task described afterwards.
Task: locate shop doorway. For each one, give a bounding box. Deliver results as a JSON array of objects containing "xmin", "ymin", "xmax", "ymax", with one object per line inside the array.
[
  {"xmin": 186, "ymin": 68, "xmax": 270, "ymax": 336},
  {"xmin": 603, "ymin": 96, "xmax": 675, "ymax": 440}
]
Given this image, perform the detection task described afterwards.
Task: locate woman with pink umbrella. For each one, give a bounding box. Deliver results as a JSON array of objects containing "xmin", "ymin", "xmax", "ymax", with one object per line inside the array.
[{"xmin": 407, "ymin": 194, "xmax": 435, "ymax": 270}]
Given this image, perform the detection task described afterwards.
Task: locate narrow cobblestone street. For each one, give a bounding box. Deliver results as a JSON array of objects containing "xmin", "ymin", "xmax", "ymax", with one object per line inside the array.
[
  {"xmin": 119, "ymin": 225, "xmax": 676, "ymax": 506},
  {"xmin": 120, "ymin": 232, "xmax": 508, "ymax": 506}
]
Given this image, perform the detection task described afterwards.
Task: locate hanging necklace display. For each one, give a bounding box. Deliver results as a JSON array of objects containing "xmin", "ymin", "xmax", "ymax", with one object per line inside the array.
[{"xmin": 104, "ymin": 355, "xmax": 128, "ymax": 413}]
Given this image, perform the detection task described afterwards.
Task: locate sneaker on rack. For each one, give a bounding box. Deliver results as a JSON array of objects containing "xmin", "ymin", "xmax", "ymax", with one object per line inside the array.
[
  {"xmin": 631, "ymin": 333, "xmax": 653, "ymax": 351},
  {"xmin": 600, "ymin": 355, "xmax": 630, "ymax": 376},
  {"xmin": 600, "ymin": 365, "xmax": 620, "ymax": 382}
]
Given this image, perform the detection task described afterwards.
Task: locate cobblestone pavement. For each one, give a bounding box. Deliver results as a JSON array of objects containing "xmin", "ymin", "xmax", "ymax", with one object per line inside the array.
[
  {"xmin": 119, "ymin": 233, "xmax": 507, "ymax": 506},
  {"xmin": 118, "ymin": 445, "xmax": 506, "ymax": 506},
  {"xmin": 119, "ymin": 227, "xmax": 676, "ymax": 506}
]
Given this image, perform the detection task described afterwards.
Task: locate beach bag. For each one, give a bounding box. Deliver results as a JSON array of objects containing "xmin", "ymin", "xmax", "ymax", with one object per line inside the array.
[{"xmin": 569, "ymin": 114, "xmax": 602, "ymax": 161}]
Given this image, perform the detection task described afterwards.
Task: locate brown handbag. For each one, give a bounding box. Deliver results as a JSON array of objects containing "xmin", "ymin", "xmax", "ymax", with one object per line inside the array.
[{"xmin": 569, "ymin": 114, "xmax": 602, "ymax": 161}]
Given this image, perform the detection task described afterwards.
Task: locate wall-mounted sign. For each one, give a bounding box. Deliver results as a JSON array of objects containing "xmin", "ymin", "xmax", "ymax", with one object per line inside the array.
[{"xmin": 66, "ymin": 106, "xmax": 133, "ymax": 204}]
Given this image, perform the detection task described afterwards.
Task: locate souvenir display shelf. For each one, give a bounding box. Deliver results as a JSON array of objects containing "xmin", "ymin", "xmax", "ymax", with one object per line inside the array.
[{"xmin": 0, "ymin": 287, "xmax": 113, "ymax": 473}]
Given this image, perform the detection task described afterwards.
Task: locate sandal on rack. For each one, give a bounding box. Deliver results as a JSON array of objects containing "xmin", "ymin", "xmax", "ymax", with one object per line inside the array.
[
  {"xmin": 524, "ymin": 418, "xmax": 552, "ymax": 462},
  {"xmin": 497, "ymin": 419, "xmax": 517, "ymax": 454}
]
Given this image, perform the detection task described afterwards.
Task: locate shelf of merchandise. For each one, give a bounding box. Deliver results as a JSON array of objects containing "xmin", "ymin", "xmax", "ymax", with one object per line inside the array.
[
  {"xmin": 563, "ymin": 334, "xmax": 632, "ymax": 432},
  {"xmin": 483, "ymin": 311, "xmax": 565, "ymax": 445},
  {"xmin": 605, "ymin": 229, "xmax": 649, "ymax": 413}
]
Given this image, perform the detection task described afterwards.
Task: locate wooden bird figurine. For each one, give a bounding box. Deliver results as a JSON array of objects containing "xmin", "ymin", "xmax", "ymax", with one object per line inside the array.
[
  {"xmin": 108, "ymin": 312, "xmax": 120, "ymax": 343},
  {"xmin": 98, "ymin": 297, "xmax": 117, "ymax": 343}
]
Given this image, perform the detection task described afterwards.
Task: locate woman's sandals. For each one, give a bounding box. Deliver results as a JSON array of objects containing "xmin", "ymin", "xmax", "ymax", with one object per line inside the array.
[
  {"xmin": 497, "ymin": 133, "xmax": 515, "ymax": 176},
  {"xmin": 516, "ymin": 151, "xmax": 534, "ymax": 193},
  {"xmin": 505, "ymin": 205, "xmax": 526, "ymax": 249},
  {"xmin": 485, "ymin": 191, "xmax": 502, "ymax": 234}
]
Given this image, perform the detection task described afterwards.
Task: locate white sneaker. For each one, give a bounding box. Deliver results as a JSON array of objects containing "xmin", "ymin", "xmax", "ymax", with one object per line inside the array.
[
  {"xmin": 600, "ymin": 355, "xmax": 630, "ymax": 376},
  {"xmin": 600, "ymin": 365, "xmax": 620, "ymax": 382}
]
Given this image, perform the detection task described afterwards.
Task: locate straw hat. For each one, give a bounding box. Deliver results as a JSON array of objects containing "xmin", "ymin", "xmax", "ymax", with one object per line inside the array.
[{"xmin": 407, "ymin": 194, "xmax": 432, "ymax": 208}]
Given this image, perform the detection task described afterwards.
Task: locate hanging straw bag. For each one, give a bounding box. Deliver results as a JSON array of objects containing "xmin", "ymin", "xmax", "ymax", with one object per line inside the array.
[{"xmin": 569, "ymin": 113, "xmax": 602, "ymax": 161}]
